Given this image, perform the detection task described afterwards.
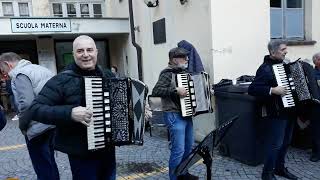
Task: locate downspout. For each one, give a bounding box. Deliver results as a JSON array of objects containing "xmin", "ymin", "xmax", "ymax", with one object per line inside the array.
[{"xmin": 128, "ymin": 0, "xmax": 143, "ymax": 81}]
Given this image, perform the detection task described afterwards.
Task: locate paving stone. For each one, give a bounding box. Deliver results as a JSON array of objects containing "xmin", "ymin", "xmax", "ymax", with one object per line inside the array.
[{"xmin": 1, "ymin": 119, "xmax": 320, "ymax": 179}]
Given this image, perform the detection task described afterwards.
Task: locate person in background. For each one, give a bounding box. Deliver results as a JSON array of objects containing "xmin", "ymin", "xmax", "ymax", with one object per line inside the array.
[
  {"xmin": 0, "ymin": 76, "xmax": 9, "ymax": 111},
  {"xmin": 152, "ymin": 47, "xmax": 198, "ymax": 180},
  {"xmin": 248, "ymin": 40, "xmax": 298, "ymax": 180},
  {"xmin": 111, "ymin": 65, "xmax": 120, "ymax": 78},
  {"xmin": 6, "ymin": 79, "xmax": 18, "ymax": 121},
  {"xmin": 29, "ymin": 35, "xmax": 116, "ymax": 180},
  {"xmin": 0, "ymin": 52, "xmax": 58, "ymax": 180},
  {"xmin": 309, "ymin": 52, "xmax": 320, "ymax": 162}
]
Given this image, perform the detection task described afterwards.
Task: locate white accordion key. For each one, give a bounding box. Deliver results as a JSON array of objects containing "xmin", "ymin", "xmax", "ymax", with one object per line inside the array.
[
  {"xmin": 177, "ymin": 73, "xmax": 196, "ymax": 117},
  {"xmin": 192, "ymin": 94, "xmax": 196, "ymax": 99},
  {"xmin": 272, "ymin": 64, "xmax": 295, "ymax": 108}
]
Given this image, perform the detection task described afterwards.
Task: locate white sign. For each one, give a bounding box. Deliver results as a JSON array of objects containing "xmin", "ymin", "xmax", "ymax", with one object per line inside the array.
[{"xmin": 11, "ymin": 18, "xmax": 71, "ymax": 33}]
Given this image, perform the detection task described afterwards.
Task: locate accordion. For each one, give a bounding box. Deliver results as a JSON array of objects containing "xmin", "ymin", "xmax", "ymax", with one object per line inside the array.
[
  {"xmin": 84, "ymin": 77, "xmax": 148, "ymax": 150},
  {"xmin": 176, "ymin": 72, "xmax": 212, "ymax": 117},
  {"xmin": 272, "ymin": 60, "xmax": 320, "ymax": 108}
]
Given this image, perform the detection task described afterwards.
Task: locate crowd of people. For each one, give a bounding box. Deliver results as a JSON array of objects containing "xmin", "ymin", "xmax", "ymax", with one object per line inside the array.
[{"xmin": 0, "ymin": 36, "xmax": 319, "ymax": 180}]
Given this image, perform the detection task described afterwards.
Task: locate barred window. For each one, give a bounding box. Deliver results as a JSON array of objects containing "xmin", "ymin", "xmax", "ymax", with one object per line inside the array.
[
  {"xmin": 50, "ymin": 2, "xmax": 104, "ymax": 18},
  {"xmin": 52, "ymin": 3, "xmax": 63, "ymax": 17},
  {"xmin": 2, "ymin": 2, "xmax": 14, "ymax": 16},
  {"xmin": 80, "ymin": 4, "xmax": 89, "ymax": 17},
  {"xmin": 19, "ymin": 3, "xmax": 29, "ymax": 17},
  {"xmin": 67, "ymin": 3, "xmax": 76, "ymax": 17},
  {"xmin": 93, "ymin": 4, "xmax": 102, "ymax": 18}
]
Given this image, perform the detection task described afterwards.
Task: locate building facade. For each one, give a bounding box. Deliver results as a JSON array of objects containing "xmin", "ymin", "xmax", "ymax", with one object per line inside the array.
[
  {"xmin": 1, "ymin": 0, "xmax": 319, "ymax": 140},
  {"xmin": 124, "ymin": 0, "xmax": 320, "ymax": 139},
  {"xmin": 0, "ymin": 0, "xmax": 134, "ymax": 77}
]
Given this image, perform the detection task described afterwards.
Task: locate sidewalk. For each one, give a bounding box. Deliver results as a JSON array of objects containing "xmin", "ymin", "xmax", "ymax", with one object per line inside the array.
[{"xmin": 0, "ymin": 119, "xmax": 319, "ymax": 180}]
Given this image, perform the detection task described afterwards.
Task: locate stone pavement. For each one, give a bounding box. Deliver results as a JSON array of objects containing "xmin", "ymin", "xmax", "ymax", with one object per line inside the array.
[{"xmin": 0, "ymin": 119, "xmax": 320, "ymax": 180}]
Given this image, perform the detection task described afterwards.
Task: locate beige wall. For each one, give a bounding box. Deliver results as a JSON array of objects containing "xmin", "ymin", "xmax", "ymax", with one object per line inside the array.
[
  {"xmin": 109, "ymin": 35, "xmax": 139, "ymax": 79},
  {"xmin": 32, "ymin": 0, "xmax": 50, "ymax": 16},
  {"xmin": 211, "ymin": 0, "xmax": 270, "ymax": 83},
  {"xmin": 127, "ymin": 0, "xmax": 214, "ymax": 140},
  {"xmin": 131, "ymin": 0, "xmax": 213, "ymax": 91},
  {"xmin": 105, "ymin": 0, "xmax": 128, "ymax": 17}
]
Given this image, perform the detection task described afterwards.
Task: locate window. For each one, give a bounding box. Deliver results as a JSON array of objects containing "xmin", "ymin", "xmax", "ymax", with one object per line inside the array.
[
  {"xmin": 270, "ymin": 0, "xmax": 304, "ymax": 39},
  {"xmin": 18, "ymin": 3, "xmax": 29, "ymax": 17},
  {"xmin": 93, "ymin": 4, "xmax": 102, "ymax": 18},
  {"xmin": 67, "ymin": 3, "xmax": 76, "ymax": 17},
  {"xmin": 2, "ymin": 2, "xmax": 14, "ymax": 16},
  {"xmin": 51, "ymin": 2, "xmax": 103, "ymax": 18},
  {"xmin": 52, "ymin": 3, "xmax": 63, "ymax": 17},
  {"xmin": 80, "ymin": 4, "xmax": 89, "ymax": 17}
]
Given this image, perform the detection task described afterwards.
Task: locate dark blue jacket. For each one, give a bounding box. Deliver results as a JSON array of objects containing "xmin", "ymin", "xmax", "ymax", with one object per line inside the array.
[
  {"xmin": 29, "ymin": 63, "xmax": 114, "ymax": 156},
  {"xmin": 0, "ymin": 109, "xmax": 6, "ymax": 131},
  {"xmin": 248, "ymin": 55, "xmax": 295, "ymax": 117},
  {"xmin": 314, "ymin": 67, "xmax": 320, "ymax": 80},
  {"xmin": 177, "ymin": 40, "xmax": 204, "ymax": 74}
]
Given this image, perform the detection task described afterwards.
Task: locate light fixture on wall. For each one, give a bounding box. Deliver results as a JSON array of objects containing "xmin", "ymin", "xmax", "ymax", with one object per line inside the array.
[
  {"xmin": 144, "ymin": 0, "xmax": 159, "ymax": 7},
  {"xmin": 180, "ymin": 0, "xmax": 188, "ymax": 5}
]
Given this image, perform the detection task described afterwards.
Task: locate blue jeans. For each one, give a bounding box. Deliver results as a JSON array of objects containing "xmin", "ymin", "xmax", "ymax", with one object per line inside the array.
[
  {"xmin": 25, "ymin": 129, "xmax": 59, "ymax": 180},
  {"xmin": 68, "ymin": 147, "xmax": 116, "ymax": 180},
  {"xmin": 164, "ymin": 112, "xmax": 194, "ymax": 180},
  {"xmin": 263, "ymin": 116, "xmax": 294, "ymax": 173}
]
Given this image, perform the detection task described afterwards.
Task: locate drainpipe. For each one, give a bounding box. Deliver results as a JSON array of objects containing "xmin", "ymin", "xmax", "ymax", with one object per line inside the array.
[{"xmin": 128, "ymin": 0, "xmax": 143, "ymax": 81}]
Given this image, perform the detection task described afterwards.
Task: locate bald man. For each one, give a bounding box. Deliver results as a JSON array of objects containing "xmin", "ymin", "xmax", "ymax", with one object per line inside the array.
[{"xmin": 29, "ymin": 35, "xmax": 116, "ymax": 180}]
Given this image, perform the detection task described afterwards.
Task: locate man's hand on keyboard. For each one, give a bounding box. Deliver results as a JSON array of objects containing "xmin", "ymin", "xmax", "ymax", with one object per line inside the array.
[
  {"xmin": 71, "ymin": 106, "xmax": 93, "ymax": 127},
  {"xmin": 271, "ymin": 86, "xmax": 287, "ymax": 96},
  {"xmin": 176, "ymin": 87, "xmax": 188, "ymax": 97}
]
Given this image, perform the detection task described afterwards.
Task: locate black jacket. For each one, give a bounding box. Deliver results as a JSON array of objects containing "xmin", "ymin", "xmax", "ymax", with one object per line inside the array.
[
  {"xmin": 29, "ymin": 63, "xmax": 114, "ymax": 156},
  {"xmin": 0, "ymin": 109, "xmax": 6, "ymax": 131},
  {"xmin": 248, "ymin": 55, "xmax": 295, "ymax": 117}
]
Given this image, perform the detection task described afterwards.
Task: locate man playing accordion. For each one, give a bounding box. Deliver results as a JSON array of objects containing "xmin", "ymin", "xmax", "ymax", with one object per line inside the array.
[
  {"xmin": 248, "ymin": 40, "xmax": 298, "ymax": 180},
  {"xmin": 29, "ymin": 35, "xmax": 116, "ymax": 180},
  {"xmin": 152, "ymin": 47, "xmax": 198, "ymax": 180}
]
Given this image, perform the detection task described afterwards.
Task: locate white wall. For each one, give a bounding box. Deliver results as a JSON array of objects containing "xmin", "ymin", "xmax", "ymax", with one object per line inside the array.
[
  {"xmin": 105, "ymin": 0, "xmax": 128, "ymax": 17},
  {"xmin": 129, "ymin": 0, "xmax": 214, "ymax": 140},
  {"xmin": 109, "ymin": 35, "xmax": 139, "ymax": 79},
  {"xmin": 211, "ymin": 0, "xmax": 270, "ymax": 83},
  {"xmin": 132, "ymin": 0, "xmax": 213, "ymax": 92},
  {"xmin": 32, "ymin": 0, "xmax": 50, "ymax": 16}
]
